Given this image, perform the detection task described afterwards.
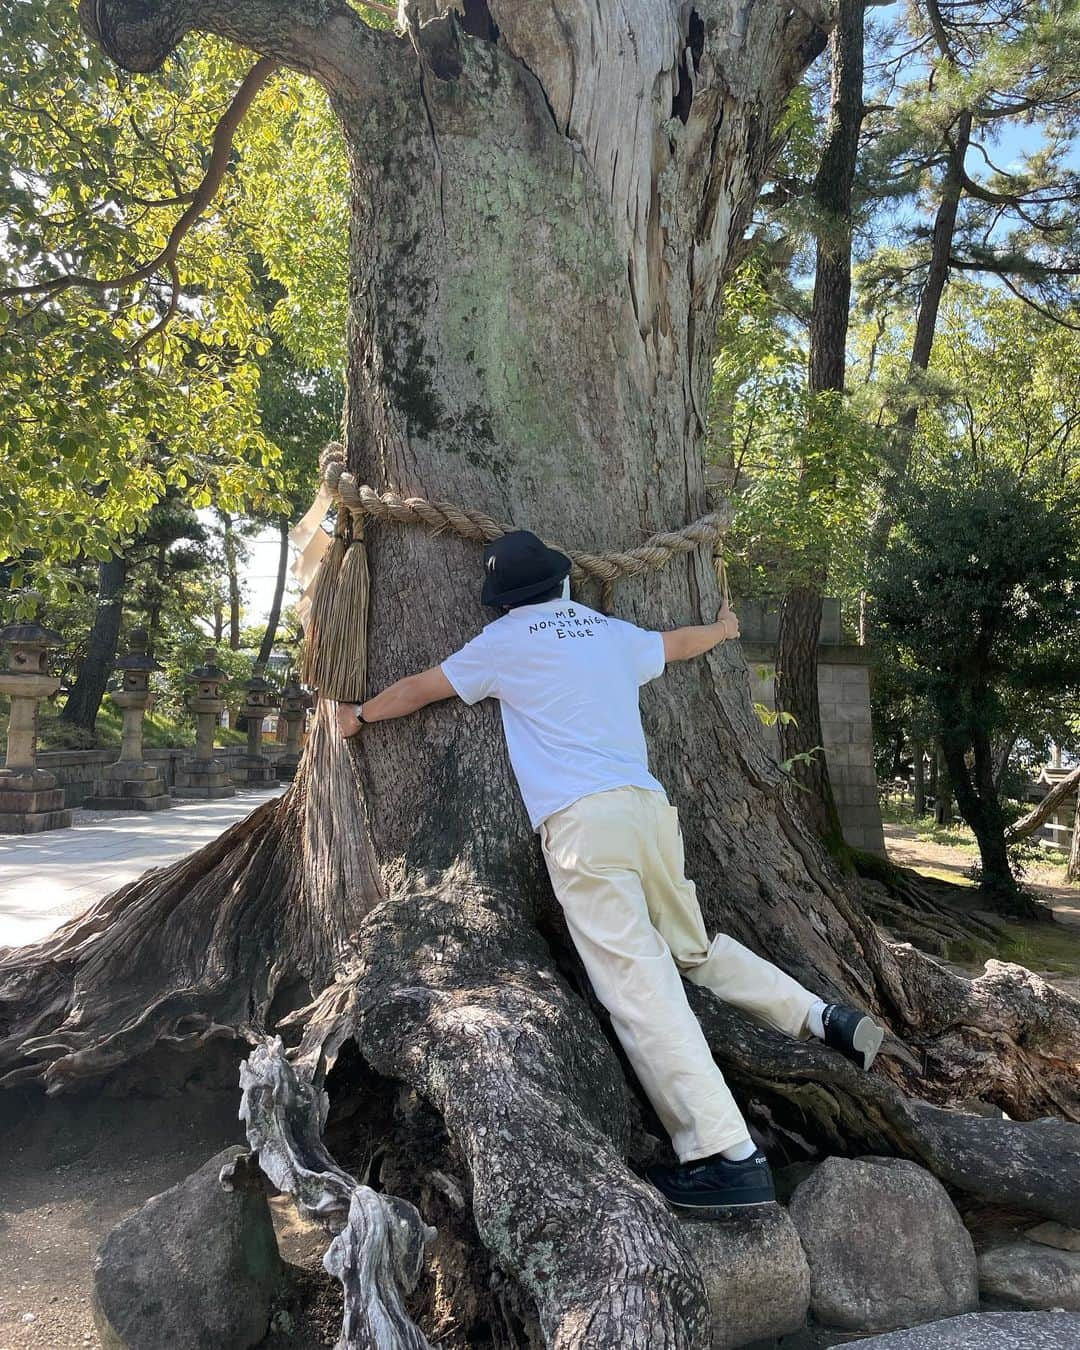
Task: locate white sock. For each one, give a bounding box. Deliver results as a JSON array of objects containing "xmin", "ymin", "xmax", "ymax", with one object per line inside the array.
[
  {"xmin": 718, "ymin": 1137, "xmax": 758, "ymax": 1162},
  {"xmin": 807, "ymin": 999, "xmax": 828, "ymax": 1040}
]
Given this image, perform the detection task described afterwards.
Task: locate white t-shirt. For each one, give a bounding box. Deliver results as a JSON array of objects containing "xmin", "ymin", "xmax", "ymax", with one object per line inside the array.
[{"xmin": 441, "ymin": 599, "xmax": 667, "ymax": 829}]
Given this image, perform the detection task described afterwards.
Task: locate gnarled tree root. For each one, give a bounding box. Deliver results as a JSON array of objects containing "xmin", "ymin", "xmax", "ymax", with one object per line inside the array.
[
  {"xmin": 238, "ymin": 1036, "xmax": 435, "ymax": 1349},
  {"xmin": 855, "ymin": 850, "xmax": 1046, "ymax": 943},
  {"xmin": 288, "ymin": 884, "xmax": 713, "ymax": 1349},
  {"xmin": 1, "ymin": 797, "xmax": 1078, "ymax": 1343},
  {"xmin": 854, "ymin": 852, "xmax": 1009, "ymax": 956},
  {"xmin": 0, "ymin": 707, "xmax": 378, "ymax": 1093},
  {"xmin": 689, "ymin": 989, "xmax": 1080, "ymax": 1224}
]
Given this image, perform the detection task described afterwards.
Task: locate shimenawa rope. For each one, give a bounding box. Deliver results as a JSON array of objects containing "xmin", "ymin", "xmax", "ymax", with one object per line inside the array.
[{"xmin": 299, "ymin": 442, "xmax": 731, "ymax": 701}]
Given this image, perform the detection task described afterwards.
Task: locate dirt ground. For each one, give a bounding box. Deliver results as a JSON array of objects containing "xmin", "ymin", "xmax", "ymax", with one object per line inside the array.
[
  {"xmin": 1, "ymin": 826, "xmax": 1078, "ymax": 1348},
  {"xmin": 0, "ymin": 1086, "xmax": 339, "ymax": 1349},
  {"xmin": 882, "ymin": 821, "xmax": 1080, "ymax": 924}
]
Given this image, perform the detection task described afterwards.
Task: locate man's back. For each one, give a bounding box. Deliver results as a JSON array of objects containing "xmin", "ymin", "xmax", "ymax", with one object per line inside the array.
[{"xmin": 441, "ymin": 599, "xmax": 666, "ymax": 828}]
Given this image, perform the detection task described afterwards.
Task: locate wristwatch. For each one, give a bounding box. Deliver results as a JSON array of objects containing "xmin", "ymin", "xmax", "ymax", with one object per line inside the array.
[{"xmin": 342, "ymin": 702, "xmax": 366, "ymax": 740}]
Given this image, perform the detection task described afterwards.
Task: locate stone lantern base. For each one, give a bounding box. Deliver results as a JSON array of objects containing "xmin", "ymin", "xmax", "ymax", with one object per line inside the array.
[
  {"xmin": 85, "ymin": 761, "xmax": 172, "ymax": 812},
  {"xmin": 0, "ymin": 767, "xmax": 72, "ymax": 834},
  {"xmin": 233, "ymin": 761, "xmax": 276, "ymax": 788},
  {"xmin": 172, "ymin": 757, "xmax": 236, "ymax": 799},
  {"xmin": 233, "ymin": 755, "xmax": 277, "ymax": 786},
  {"xmin": 276, "ymin": 753, "xmax": 302, "ymax": 783}
]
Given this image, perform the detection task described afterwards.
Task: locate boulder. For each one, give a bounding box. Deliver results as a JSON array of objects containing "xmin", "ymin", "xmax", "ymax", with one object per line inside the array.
[
  {"xmin": 978, "ymin": 1238, "xmax": 1080, "ymax": 1310},
  {"xmin": 788, "ymin": 1156, "xmax": 977, "ymax": 1333},
  {"xmin": 92, "ymin": 1145, "xmax": 282, "ymax": 1350},
  {"xmin": 1025, "ymin": 1222, "xmax": 1080, "ymax": 1253},
  {"xmin": 680, "ymin": 1204, "xmax": 810, "ymax": 1349},
  {"xmin": 834, "ymin": 1310, "xmax": 1080, "ymax": 1348}
]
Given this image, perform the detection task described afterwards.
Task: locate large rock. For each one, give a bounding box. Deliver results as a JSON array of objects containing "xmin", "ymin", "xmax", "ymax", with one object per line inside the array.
[
  {"xmin": 680, "ymin": 1204, "xmax": 810, "ymax": 1348},
  {"xmin": 1025, "ymin": 1222, "xmax": 1080, "ymax": 1253},
  {"xmin": 788, "ymin": 1156, "xmax": 977, "ymax": 1333},
  {"xmin": 835, "ymin": 1310, "xmax": 1080, "ymax": 1348},
  {"xmin": 978, "ymin": 1238, "xmax": 1080, "ymax": 1310},
  {"xmin": 92, "ymin": 1146, "xmax": 282, "ymax": 1350}
]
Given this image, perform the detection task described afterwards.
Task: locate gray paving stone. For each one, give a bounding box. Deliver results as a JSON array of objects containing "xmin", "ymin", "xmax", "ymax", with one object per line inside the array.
[
  {"xmin": 0, "ymin": 786, "xmax": 285, "ymax": 948},
  {"xmin": 835, "ymin": 1310, "xmax": 1080, "ymax": 1348}
]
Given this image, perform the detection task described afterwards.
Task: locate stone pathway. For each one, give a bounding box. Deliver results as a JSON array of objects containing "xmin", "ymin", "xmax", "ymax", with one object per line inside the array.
[{"xmin": 0, "ymin": 786, "xmax": 286, "ymax": 949}]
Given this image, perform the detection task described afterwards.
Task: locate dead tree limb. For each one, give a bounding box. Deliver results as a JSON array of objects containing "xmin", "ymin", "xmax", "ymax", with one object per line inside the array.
[{"xmin": 238, "ymin": 1036, "xmax": 436, "ymax": 1349}]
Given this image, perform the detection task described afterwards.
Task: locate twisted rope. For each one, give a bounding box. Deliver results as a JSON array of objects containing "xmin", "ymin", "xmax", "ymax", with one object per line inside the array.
[{"xmin": 319, "ymin": 443, "xmax": 731, "ymax": 606}]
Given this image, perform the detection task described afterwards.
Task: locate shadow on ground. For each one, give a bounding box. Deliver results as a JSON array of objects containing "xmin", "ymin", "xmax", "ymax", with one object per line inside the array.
[{"xmin": 0, "ymin": 1084, "xmax": 338, "ymax": 1348}]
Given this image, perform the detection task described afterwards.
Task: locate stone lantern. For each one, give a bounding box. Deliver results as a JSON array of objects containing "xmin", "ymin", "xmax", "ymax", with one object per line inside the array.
[
  {"xmin": 173, "ymin": 648, "xmax": 235, "ymax": 799},
  {"xmin": 235, "ymin": 663, "xmax": 277, "ymax": 785},
  {"xmin": 0, "ymin": 619, "xmax": 72, "ymax": 834},
  {"xmin": 276, "ymin": 678, "xmax": 313, "ymax": 782},
  {"xmin": 85, "ymin": 629, "xmax": 171, "ymax": 812}
]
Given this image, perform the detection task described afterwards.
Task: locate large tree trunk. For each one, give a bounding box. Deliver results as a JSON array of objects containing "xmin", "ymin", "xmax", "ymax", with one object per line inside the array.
[
  {"xmin": 59, "ymin": 552, "xmax": 128, "ymax": 732},
  {"xmin": 3, "ymin": 5, "xmax": 1079, "ymax": 1344},
  {"xmin": 775, "ymin": 0, "xmax": 862, "ymax": 848}
]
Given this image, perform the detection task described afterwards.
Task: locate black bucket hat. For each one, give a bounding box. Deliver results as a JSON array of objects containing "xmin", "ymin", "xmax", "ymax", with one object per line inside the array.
[{"xmin": 481, "ymin": 530, "xmax": 572, "ymax": 607}]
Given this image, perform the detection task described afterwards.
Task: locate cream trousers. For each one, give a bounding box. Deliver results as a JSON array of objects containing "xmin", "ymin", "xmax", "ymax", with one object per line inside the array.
[{"xmin": 540, "ymin": 784, "xmax": 819, "ymax": 1162}]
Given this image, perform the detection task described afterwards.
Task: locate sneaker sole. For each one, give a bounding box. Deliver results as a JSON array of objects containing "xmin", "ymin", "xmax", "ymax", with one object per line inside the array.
[
  {"xmin": 658, "ymin": 1189, "xmax": 777, "ymax": 1210},
  {"xmin": 854, "ymin": 1016, "xmax": 884, "ymax": 1072}
]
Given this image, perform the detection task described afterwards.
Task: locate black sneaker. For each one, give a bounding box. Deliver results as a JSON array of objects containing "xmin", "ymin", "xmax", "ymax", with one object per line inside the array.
[
  {"xmin": 646, "ymin": 1149, "xmax": 776, "ymax": 1210},
  {"xmin": 822, "ymin": 1004, "xmax": 884, "ymax": 1071}
]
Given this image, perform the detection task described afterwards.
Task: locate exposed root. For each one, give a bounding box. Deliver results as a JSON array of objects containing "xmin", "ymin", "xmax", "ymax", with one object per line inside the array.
[
  {"xmin": 854, "ymin": 852, "xmax": 1003, "ymax": 956},
  {"xmin": 288, "ymin": 883, "xmax": 712, "ymax": 1349},
  {"xmin": 688, "ymin": 985, "xmax": 1080, "ymax": 1224},
  {"xmin": 238, "ymin": 1036, "xmax": 436, "ymax": 1349},
  {"xmin": 0, "ymin": 706, "xmax": 375, "ymax": 1094}
]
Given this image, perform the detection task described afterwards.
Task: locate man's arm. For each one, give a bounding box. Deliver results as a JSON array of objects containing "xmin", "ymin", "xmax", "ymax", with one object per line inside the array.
[
  {"xmin": 661, "ymin": 599, "xmax": 740, "ymax": 664},
  {"xmin": 337, "ymin": 666, "xmax": 457, "ymax": 739}
]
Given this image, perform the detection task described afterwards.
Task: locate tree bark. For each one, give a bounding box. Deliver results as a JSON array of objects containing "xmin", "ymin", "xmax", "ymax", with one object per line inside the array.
[
  {"xmin": 776, "ymin": 587, "xmax": 844, "ymax": 849},
  {"xmin": 936, "ymin": 692, "xmax": 1040, "ymax": 916},
  {"xmin": 933, "ymin": 739, "xmax": 953, "ymax": 825},
  {"xmin": 775, "ymin": 0, "xmax": 862, "ymax": 848},
  {"xmin": 912, "ymin": 740, "xmax": 925, "ymax": 816},
  {"xmin": 895, "ymin": 108, "xmax": 973, "ymax": 435},
  {"xmin": 221, "ymin": 511, "xmax": 242, "ymax": 651},
  {"xmin": 257, "ymin": 514, "xmax": 290, "ymax": 667},
  {"xmin": 806, "ymin": 0, "xmax": 863, "ymax": 398},
  {"xmin": 1068, "ymin": 783, "xmax": 1080, "ymax": 883},
  {"xmin": 58, "ymin": 552, "xmax": 128, "ymax": 732},
  {"xmin": 3, "ymin": 5, "xmax": 1078, "ymax": 1344}
]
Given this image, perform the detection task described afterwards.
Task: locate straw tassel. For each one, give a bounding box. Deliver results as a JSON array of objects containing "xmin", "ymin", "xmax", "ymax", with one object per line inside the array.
[
  {"xmin": 301, "ymin": 511, "xmax": 349, "ymax": 689},
  {"xmin": 319, "ymin": 514, "xmax": 370, "ymax": 702},
  {"xmin": 713, "ymin": 536, "xmax": 731, "ymax": 609}
]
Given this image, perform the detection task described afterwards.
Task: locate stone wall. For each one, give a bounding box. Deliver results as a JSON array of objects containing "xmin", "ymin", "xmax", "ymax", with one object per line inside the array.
[
  {"xmin": 31, "ymin": 745, "xmax": 284, "ymax": 807},
  {"xmin": 739, "ymin": 600, "xmax": 886, "ymax": 856}
]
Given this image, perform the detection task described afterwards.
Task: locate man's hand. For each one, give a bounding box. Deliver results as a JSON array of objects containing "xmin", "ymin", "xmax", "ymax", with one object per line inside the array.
[
  {"xmin": 337, "ymin": 668, "xmax": 458, "ymax": 739},
  {"xmin": 662, "ymin": 602, "xmax": 741, "ymax": 663},
  {"xmin": 337, "ymin": 702, "xmax": 363, "ymax": 740},
  {"xmin": 717, "ymin": 598, "xmax": 740, "ymax": 641}
]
